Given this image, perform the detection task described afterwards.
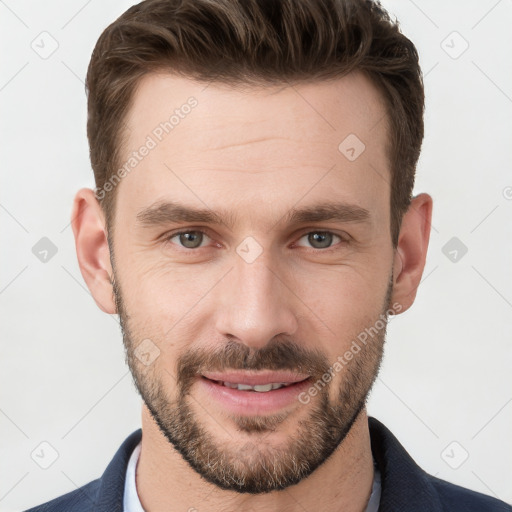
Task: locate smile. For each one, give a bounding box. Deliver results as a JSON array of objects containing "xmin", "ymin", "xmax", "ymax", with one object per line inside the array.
[
  {"xmin": 210, "ymin": 381, "xmax": 295, "ymax": 392},
  {"xmin": 198, "ymin": 372, "xmax": 313, "ymax": 415}
]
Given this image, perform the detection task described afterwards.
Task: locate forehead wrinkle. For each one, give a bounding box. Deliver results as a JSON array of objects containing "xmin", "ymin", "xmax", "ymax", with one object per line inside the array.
[{"xmin": 208, "ymin": 135, "xmax": 293, "ymax": 152}]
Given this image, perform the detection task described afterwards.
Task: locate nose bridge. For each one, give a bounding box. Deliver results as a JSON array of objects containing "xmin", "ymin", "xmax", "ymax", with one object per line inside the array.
[{"xmin": 214, "ymin": 247, "xmax": 298, "ymax": 349}]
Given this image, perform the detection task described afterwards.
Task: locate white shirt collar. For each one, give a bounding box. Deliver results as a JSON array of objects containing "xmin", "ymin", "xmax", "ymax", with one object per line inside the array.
[{"xmin": 123, "ymin": 441, "xmax": 144, "ymax": 512}]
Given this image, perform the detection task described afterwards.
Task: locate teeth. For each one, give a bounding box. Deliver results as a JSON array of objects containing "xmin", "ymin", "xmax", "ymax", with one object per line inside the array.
[
  {"xmin": 253, "ymin": 383, "xmax": 273, "ymax": 392},
  {"xmin": 220, "ymin": 381, "xmax": 289, "ymax": 392},
  {"xmin": 237, "ymin": 383, "xmax": 255, "ymax": 391}
]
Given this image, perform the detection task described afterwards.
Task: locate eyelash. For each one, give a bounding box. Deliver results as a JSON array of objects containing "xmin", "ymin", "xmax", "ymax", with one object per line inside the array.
[{"xmin": 162, "ymin": 229, "xmax": 349, "ymax": 252}]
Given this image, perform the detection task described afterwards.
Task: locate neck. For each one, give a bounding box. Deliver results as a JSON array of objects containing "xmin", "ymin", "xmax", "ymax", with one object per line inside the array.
[{"xmin": 136, "ymin": 406, "xmax": 375, "ymax": 512}]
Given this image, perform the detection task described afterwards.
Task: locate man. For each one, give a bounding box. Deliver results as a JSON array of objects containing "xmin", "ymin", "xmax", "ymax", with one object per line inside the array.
[{"xmin": 25, "ymin": 0, "xmax": 511, "ymax": 510}]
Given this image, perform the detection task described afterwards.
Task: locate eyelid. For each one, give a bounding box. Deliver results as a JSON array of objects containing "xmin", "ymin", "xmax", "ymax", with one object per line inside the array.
[{"xmin": 294, "ymin": 227, "xmax": 351, "ymax": 240}]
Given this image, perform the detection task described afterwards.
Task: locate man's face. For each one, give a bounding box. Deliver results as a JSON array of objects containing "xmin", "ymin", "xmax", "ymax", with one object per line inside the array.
[{"xmin": 110, "ymin": 72, "xmax": 396, "ymax": 493}]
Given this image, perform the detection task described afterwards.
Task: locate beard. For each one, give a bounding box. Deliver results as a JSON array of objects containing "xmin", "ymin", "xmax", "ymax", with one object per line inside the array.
[{"xmin": 112, "ymin": 263, "xmax": 392, "ymax": 494}]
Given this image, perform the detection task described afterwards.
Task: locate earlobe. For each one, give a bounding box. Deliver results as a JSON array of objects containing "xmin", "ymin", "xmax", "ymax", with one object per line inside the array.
[
  {"xmin": 71, "ymin": 188, "xmax": 116, "ymax": 314},
  {"xmin": 390, "ymin": 193, "xmax": 433, "ymax": 314}
]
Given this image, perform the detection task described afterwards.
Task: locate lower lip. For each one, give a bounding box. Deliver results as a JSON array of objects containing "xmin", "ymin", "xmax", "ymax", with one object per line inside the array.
[{"xmin": 198, "ymin": 377, "xmax": 312, "ymax": 415}]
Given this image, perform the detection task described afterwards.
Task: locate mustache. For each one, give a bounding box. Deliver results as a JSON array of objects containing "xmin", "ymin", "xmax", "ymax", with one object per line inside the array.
[{"xmin": 177, "ymin": 338, "xmax": 330, "ymax": 392}]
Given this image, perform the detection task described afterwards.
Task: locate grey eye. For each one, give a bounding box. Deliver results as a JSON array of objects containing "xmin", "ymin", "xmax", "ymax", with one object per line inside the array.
[
  {"xmin": 297, "ymin": 231, "xmax": 341, "ymax": 249},
  {"xmin": 171, "ymin": 231, "xmax": 208, "ymax": 249}
]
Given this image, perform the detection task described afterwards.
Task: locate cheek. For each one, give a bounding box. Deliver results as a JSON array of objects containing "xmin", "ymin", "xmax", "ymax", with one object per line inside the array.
[
  {"xmin": 116, "ymin": 248, "xmax": 211, "ymax": 312},
  {"xmin": 116, "ymin": 258, "xmax": 222, "ymax": 356},
  {"xmin": 299, "ymin": 264, "xmax": 387, "ymax": 322},
  {"xmin": 297, "ymin": 266, "xmax": 389, "ymax": 362}
]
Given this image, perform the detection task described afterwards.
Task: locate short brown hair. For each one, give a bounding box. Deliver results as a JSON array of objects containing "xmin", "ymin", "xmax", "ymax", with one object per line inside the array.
[{"xmin": 86, "ymin": 0, "xmax": 424, "ymax": 246}]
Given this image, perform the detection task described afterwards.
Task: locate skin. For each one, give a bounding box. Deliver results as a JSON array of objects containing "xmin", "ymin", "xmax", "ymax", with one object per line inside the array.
[{"xmin": 71, "ymin": 71, "xmax": 432, "ymax": 511}]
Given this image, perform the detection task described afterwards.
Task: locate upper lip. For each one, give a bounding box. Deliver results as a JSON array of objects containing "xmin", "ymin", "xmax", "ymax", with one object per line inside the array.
[{"xmin": 201, "ymin": 371, "xmax": 310, "ymax": 386}]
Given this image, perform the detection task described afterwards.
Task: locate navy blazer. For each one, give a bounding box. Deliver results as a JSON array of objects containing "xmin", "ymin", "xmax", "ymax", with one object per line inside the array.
[{"xmin": 25, "ymin": 417, "xmax": 511, "ymax": 511}]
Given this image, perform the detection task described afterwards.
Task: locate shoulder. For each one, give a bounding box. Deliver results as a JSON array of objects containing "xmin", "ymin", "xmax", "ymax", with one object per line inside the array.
[
  {"xmin": 429, "ymin": 475, "xmax": 512, "ymax": 512},
  {"xmin": 23, "ymin": 479, "xmax": 100, "ymax": 512},
  {"xmin": 368, "ymin": 416, "xmax": 512, "ymax": 511},
  {"xmin": 23, "ymin": 428, "xmax": 142, "ymax": 512}
]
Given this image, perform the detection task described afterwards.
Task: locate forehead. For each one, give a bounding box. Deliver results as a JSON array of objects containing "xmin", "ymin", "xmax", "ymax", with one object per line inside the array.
[
  {"xmin": 124, "ymin": 71, "xmax": 388, "ymax": 144},
  {"xmin": 116, "ymin": 71, "xmax": 390, "ymax": 227}
]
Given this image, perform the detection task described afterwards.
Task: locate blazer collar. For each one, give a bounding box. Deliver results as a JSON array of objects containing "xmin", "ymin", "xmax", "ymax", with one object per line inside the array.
[{"xmin": 369, "ymin": 416, "xmax": 443, "ymax": 511}]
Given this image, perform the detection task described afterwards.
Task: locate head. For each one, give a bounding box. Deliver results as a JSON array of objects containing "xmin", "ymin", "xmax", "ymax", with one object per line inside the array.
[{"xmin": 72, "ymin": 0, "xmax": 432, "ymax": 494}]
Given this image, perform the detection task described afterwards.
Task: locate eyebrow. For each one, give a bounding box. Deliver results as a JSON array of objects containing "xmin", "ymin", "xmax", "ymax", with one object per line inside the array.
[{"xmin": 136, "ymin": 200, "xmax": 371, "ymax": 230}]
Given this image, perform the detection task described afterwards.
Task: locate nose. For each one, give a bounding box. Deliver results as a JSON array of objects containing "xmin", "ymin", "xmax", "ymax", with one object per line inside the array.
[{"xmin": 213, "ymin": 250, "xmax": 299, "ymax": 350}]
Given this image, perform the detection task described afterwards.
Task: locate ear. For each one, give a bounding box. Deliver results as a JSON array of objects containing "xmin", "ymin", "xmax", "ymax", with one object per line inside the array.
[
  {"xmin": 70, "ymin": 188, "xmax": 116, "ymax": 314},
  {"xmin": 390, "ymin": 193, "xmax": 433, "ymax": 314}
]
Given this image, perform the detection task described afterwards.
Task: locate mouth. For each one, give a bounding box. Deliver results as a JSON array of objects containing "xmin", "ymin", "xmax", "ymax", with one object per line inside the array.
[
  {"xmin": 198, "ymin": 371, "xmax": 312, "ymax": 415},
  {"xmin": 206, "ymin": 380, "xmax": 297, "ymax": 392},
  {"xmin": 201, "ymin": 370, "xmax": 310, "ymax": 389}
]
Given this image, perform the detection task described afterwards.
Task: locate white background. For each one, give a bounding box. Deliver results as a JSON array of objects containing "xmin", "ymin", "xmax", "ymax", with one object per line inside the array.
[{"xmin": 1, "ymin": 1, "xmax": 511, "ymax": 510}]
